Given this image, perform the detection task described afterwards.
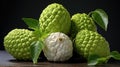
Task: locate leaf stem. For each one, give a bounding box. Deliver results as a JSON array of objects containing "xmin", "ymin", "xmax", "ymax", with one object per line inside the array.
[{"xmin": 88, "ymin": 11, "xmax": 93, "ymax": 16}]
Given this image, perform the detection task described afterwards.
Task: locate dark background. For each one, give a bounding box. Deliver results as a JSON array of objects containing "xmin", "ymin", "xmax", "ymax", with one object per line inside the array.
[{"xmin": 0, "ymin": 0, "xmax": 120, "ymax": 52}]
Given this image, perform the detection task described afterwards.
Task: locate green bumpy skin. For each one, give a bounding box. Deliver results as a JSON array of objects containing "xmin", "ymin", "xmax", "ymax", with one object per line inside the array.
[
  {"xmin": 75, "ymin": 30, "xmax": 110, "ymax": 58},
  {"xmin": 4, "ymin": 29, "xmax": 36, "ymax": 60},
  {"xmin": 39, "ymin": 3, "xmax": 71, "ymax": 34},
  {"xmin": 70, "ymin": 13, "xmax": 97, "ymax": 39}
]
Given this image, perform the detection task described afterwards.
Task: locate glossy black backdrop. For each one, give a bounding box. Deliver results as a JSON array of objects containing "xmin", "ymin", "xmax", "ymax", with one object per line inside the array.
[{"xmin": 0, "ymin": 0, "xmax": 120, "ymax": 52}]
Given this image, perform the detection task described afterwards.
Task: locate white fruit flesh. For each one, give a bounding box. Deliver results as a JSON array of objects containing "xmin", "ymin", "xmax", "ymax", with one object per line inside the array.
[{"xmin": 43, "ymin": 32, "xmax": 73, "ymax": 61}]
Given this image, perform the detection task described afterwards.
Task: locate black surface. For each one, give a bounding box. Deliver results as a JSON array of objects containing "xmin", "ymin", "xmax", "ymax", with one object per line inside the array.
[
  {"xmin": 1, "ymin": 0, "xmax": 120, "ymax": 52},
  {"xmin": 0, "ymin": 51, "xmax": 120, "ymax": 67}
]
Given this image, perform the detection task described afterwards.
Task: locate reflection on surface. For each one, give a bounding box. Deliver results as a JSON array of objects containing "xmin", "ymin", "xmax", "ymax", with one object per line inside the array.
[{"xmin": 0, "ymin": 51, "xmax": 120, "ymax": 67}]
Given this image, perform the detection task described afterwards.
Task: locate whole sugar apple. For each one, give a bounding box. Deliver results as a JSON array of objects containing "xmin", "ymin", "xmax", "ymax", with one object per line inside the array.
[
  {"xmin": 70, "ymin": 13, "xmax": 97, "ymax": 39},
  {"xmin": 43, "ymin": 32, "xmax": 73, "ymax": 61},
  {"xmin": 74, "ymin": 30, "xmax": 110, "ymax": 58},
  {"xmin": 39, "ymin": 3, "xmax": 71, "ymax": 34},
  {"xmin": 4, "ymin": 29, "xmax": 37, "ymax": 60}
]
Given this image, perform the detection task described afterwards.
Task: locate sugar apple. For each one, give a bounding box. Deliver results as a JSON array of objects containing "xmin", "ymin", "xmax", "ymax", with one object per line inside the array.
[
  {"xmin": 70, "ymin": 13, "xmax": 97, "ymax": 39},
  {"xmin": 4, "ymin": 29, "xmax": 37, "ymax": 60},
  {"xmin": 39, "ymin": 3, "xmax": 71, "ymax": 34},
  {"xmin": 43, "ymin": 32, "xmax": 73, "ymax": 61},
  {"xmin": 74, "ymin": 30, "xmax": 110, "ymax": 58}
]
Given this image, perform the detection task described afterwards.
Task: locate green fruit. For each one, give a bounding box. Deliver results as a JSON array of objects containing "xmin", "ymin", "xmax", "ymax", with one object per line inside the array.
[
  {"xmin": 70, "ymin": 13, "xmax": 97, "ymax": 39},
  {"xmin": 39, "ymin": 3, "xmax": 71, "ymax": 34},
  {"xmin": 74, "ymin": 30, "xmax": 110, "ymax": 58},
  {"xmin": 4, "ymin": 29, "xmax": 36, "ymax": 60}
]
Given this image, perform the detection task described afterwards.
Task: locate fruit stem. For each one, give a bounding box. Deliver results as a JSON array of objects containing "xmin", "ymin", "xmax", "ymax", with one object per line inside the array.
[{"xmin": 59, "ymin": 38, "xmax": 63, "ymax": 41}]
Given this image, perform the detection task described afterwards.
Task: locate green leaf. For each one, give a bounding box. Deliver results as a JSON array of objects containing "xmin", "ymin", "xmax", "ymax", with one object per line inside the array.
[
  {"xmin": 88, "ymin": 54, "xmax": 100, "ymax": 65},
  {"xmin": 91, "ymin": 9, "xmax": 108, "ymax": 31},
  {"xmin": 33, "ymin": 29, "xmax": 41, "ymax": 38},
  {"xmin": 30, "ymin": 40, "xmax": 44, "ymax": 64},
  {"xmin": 88, "ymin": 54, "xmax": 109, "ymax": 65},
  {"xmin": 40, "ymin": 32, "xmax": 50, "ymax": 41},
  {"xmin": 88, "ymin": 51, "xmax": 120, "ymax": 65},
  {"xmin": 110, "ymin": 51, "xmax": 120, "ymax": 60},
  {"xmin": 22, "ymin": 18, "xmax": 39, "ymax": 30}
]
